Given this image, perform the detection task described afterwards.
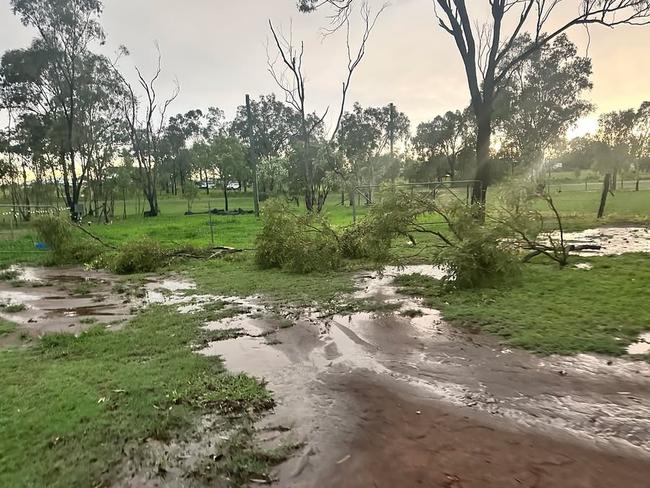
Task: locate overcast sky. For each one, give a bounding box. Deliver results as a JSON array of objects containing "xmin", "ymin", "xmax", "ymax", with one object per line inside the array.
[{"xmin": 1, "ymin": 0, "xmax": 649, "ymax": 136}]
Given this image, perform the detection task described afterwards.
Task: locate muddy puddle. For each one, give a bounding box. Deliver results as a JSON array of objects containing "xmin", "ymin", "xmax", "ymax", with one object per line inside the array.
[
  {"xmin": 0, "ymin": 266, "xmax": 198, "ymax": 342},
  {"xmin": 186, "ymin": 264, "xmax": 650, "ymax": 487},
  {"xmin": 4, "ymin": 226, "xmax": 650, "ymax": 487},
  {"xmin": 556, "ymin": 226, "xmax": 650, "ymax": 256}
]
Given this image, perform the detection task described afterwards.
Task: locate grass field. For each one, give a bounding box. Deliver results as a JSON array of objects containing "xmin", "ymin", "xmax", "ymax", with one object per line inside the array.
[
  {"xmin": 1, "ymin": 185, "xmax": 649, "ymax": 266},
  {"xmin": 0, "ymin": 182, "xmax": 649, "ymax": 486},
  {"xmin": 0, "ymin": 303, "xmax": 285, "ymax": 487},
  {"xmin": 396, "ymin": 253, "xmax": 650, "ymax": 357}
]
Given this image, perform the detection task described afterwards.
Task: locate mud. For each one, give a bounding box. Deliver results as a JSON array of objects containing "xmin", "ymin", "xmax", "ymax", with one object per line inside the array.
[
  {"xmin": 323, "ymin": 377, "xmax": 650, "ymax": 488},
  {"xmin": 6, "ymin": 243, "xmax": 650, "ymax": 487},
  {"xmin": 559, "ymin": 226, "xmax": 650, "ymax": 256},
  {"xmin": 191, "ymin": 265, "xmax": 650, "ymax": 487},
  {"xmin": 0, "ymin": 266, "xmax": 197, "ymax": 342}
]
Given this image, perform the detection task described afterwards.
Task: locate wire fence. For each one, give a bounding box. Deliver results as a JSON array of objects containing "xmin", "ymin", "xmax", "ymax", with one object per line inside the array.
[{"xmin": 349, "ymin": 180, "xmax": 480, "ymax": 223}]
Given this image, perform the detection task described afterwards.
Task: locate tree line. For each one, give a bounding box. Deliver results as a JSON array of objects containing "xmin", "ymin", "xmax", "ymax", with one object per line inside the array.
[{"xmin": 1, "ymin": 0, "xmax": 650, "ymax": 223}]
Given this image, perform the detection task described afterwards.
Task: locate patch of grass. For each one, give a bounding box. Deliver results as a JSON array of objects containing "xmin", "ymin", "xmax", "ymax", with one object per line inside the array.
[
  {"xmin": 192, "ymin": 425, "xmax": 299, "ymax": 485},
  {"xmin": 79, "ymin": 317, "xmax": 99, "ymax": 325},
  {"xmin": 70, "ymin": 282, "xmax": 93, "ymax": 296},
  {"xmin": 277, "ymin": 318, "xmax": 294, "ymax": 329},
  {"xmin": 197, "ymin": 328, "xmax": 243, "ymax": 346},
  {"xmin": 333, "ymin": 298, "xmax": 402, "ymax": 316},
  {"xmin": 184, "ymin": 254, "xmax": 356, "ymax": 309},
  {"xmin": 395, "ymin": 254, "xmax": 650, "ymax": 356},
  {"xmin": 0, "ymin": 303, "xmax": 27, "ymax": 313},
  {"xmin": 0, "ymin": 319, "xmax": 17, "ymax": 337},
  {"xmin": 400, "ymin": 308, "xmax": 425, "ymax": 318},
  {"xmin": 0, "ymin": 306, "xmax": 272, "ymax": 487}
]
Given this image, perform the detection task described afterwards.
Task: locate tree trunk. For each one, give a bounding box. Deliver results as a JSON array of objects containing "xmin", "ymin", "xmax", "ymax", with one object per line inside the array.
[
  {"xmin": 145, "ymin": 193, "xmax": 158, "ymax": 217},
  {"xmin": 597, "ymin": 173, "xmax": 611, "ymax": 219},
  {"xmin": 448, "ymin": 155, "xmax": 456, "ymax": 180},
  {"xmin": 472, "ymin": 108, "xmax": 491, "ymax": 220},
  {"xmin": 223, "ymin": 183, "xmax": 229, "ymax": 212},
  {"xmin": 611, "ymin": 169, "xmax": 618, "ymax": 191}
]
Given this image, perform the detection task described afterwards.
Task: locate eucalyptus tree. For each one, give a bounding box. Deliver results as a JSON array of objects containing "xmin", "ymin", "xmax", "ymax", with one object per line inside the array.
[
  {"xmin": 162, "ymin": 109, "xmax": 205, "ymax": 195},
  {"xmin": 208, "ymin": 136, "xmax": 247, "ymax": 211},
  {"xmin": 117, "ymin": 48, "xmax": 179, "ymax": 217},
  {"xmin": 301, "ymin": 0, "xmax": 650, "ymax": 217},
  {"xmin": 495, "ymin": 34, "xmax": 593, "ymax": 178},
  {"xmin": 597, "ymin": 109, "xmax": 637, "ymax": 188},
  {"xmin": 268, "ymin": 2, "xmax": 385, "ymax": 211},
  {"xmin": 231, "ymin": 94, "xmax": 300, "ymax": 195},
  {"xmin": 8, "ymin": 0, "xmax": 108, "ymax": 219},
  {"xmin": 413, "ymin": 110, "xmax": 470, "ymax": 180},
  {"xmin": 631, "ymin": 101, "xmax": 650, "ymax": 190},
  {"xmin": 336, "ymin": 102, "xmax": 409, "ymax": 201}
]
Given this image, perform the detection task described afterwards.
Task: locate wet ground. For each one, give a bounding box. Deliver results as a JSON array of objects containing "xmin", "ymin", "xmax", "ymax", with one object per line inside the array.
[
  {"xmin": 0, "ymin": 266, "xmax": 194, "ymax": 344},
  {"xmin": 558, "ymin": 226, "xmax": 650, "ymax": 256},
  {"xmin": 192, "ymin": 264, "xmax": 650, "ymax": 487},
  {"xmin": 3, "ymin": 225, "xmax": 650, "ymax": 487}
]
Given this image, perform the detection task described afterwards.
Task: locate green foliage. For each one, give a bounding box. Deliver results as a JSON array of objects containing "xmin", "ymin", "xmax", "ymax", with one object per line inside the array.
[
  {"xmin": 255, "ymin": 199, "xmax": 341, "ymax": 273},
  {"xmin": 339, "ymin": 221, "xmax": 375, "ymax": 259},
  {"xmin": 33, "ymin": 215, "xmax": 103, "ymax": 265},
  {"xmin": 347, "ymin": 188, "xmax": 521, "ymax": 288},
  {"xmin": 32, "ymin": 214, "xmax": 73, "ymax": 253},
  {"xmin": 111, "ymin": 237, "xmax": 166, "ymax": 274},
  {"xmin": 432, "ymin": 203, "xmax": 521, "ymax": 288},
  {"xmin": 395, "ymin": 254, "xmax": 650, "ymax": 356}
]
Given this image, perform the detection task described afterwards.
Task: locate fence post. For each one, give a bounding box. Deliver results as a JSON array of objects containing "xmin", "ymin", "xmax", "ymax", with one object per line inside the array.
[
  {"xmin": 597, "ymin": 173, "xmax": 611, "ymax": 219},
  {"xmin": 9, "ymin": 209, "xmax": 14, "ymax": 241},
  {"xmin": 208, "ymin": 199, "xmax": 215, "ymax": 246}
]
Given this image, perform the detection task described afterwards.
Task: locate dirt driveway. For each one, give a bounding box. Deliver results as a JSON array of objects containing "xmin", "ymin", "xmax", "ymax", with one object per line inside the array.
[{"xmin": 198, "ymin": 265, "xmax": 650, "ymax": 487}]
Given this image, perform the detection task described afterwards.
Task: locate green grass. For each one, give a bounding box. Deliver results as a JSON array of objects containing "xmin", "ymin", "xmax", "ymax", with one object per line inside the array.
[
  {"xmin": 184, "ymin": 253, "xmax": 357, "ymax": 309},
  {"xmin": 0, "ymin": 319, "xmax": 16, "ymax": 336},
  {"xmin": 0, "ymin": 303, "xmax": 27, "ymax": 313},
  {"xmin": 395, "ymin": 253, "xmax": 650, "ymax": 356},
  {"xmin": 0, "ymin": 305, "xmax": 275, "ymax": 487},
  {"xmin": 1, "ymin": 186, "xmax": 648, "ymax": 267}
]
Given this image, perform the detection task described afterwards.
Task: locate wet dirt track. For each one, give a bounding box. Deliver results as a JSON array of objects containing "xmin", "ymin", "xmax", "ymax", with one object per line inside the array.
[
  {"xmin": 195, "ymin": 263, "xmax": 650, "ymax": 488},
  {"xmin": 323, "ymin": 377, "xmax": 650, "ymax": 488},
  {"xmin": 4, "ymin": 227, "xmax": 650, "ymax": 487}
]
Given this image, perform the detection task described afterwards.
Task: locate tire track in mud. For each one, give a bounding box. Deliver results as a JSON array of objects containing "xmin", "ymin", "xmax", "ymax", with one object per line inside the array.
[{"xmin": 194, "ymin": 265, "xmax": 650, "ymax": 487}]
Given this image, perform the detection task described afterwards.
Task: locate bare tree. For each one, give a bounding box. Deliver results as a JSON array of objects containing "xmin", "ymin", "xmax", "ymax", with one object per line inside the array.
[
  {"xmin": 267, "ymin": 1, "xmax": 385, "ymax": 211},
  {"xmin": 302, "ymin": 0, "xmax": 650, "ymax": 218},
  {"xmin": 117, "ymin": 47, "xmax": 179, "ymax": 217}
]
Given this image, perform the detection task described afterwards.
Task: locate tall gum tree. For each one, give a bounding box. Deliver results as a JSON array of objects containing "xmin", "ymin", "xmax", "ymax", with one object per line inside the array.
[
  {"xmin": 6, "ymin": 0, "xmax": 108, "ymax": 218},
  {"xmin": 299, "ymin": 0, "xmax": 650, "ymax": 217},
  {"xmin": 268, "ymin": 2, "xmax": 386, "ymax": 211}
]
